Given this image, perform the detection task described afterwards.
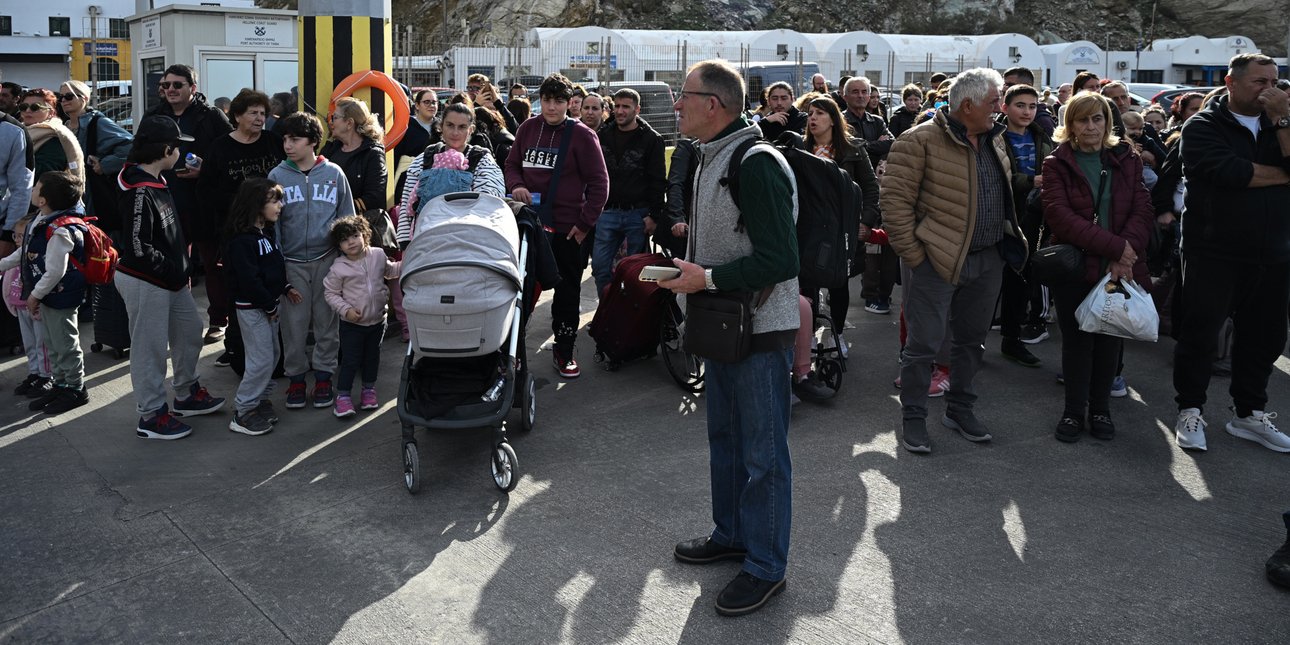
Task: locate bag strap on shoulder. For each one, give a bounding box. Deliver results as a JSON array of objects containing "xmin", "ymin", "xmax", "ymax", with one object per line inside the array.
[
  {"xmin": 86, "ymin": 113, "xmax": 102, "ymax": 158},
  {"xmin": 536, "ymin": 118, "xmax": 577, "ymax": 228}
]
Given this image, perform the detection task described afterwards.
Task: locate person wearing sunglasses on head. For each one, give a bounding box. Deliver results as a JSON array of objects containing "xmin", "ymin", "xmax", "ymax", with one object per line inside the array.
[
  {"xmin": 146, "ymin": 64, "xmax": 233, "ymax": 341},
  {"xmin": 18, "ymin": 89, "xmax": 84, "ymax": 187},
  {"xmin": 57, "ymin": 80, "xmax": 132, "ymax": 226}
]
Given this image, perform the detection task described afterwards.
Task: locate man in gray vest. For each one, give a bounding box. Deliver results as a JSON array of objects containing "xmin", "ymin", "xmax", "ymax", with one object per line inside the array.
[{"xmin": 659, "ymin": 60, "xmax": 799, "ymax": 617}]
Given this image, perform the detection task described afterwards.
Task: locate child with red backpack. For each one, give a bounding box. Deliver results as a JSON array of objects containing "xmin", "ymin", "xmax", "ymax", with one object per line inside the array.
[
  {"xmin": 0, "ymin": 171, "xmax": 92, "ymax": 413},
  {"xmin": 115, "ymin": 116, "xmax": 226, "ymax": 440}
]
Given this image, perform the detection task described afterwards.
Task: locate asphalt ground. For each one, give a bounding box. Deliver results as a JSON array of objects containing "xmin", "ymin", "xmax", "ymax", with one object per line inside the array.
[{"xmin": 1, "ymin": 272, "xmax": 1288, "ymax": 644}]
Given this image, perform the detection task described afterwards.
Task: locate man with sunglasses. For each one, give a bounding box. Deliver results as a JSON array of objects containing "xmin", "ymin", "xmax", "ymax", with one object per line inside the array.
[
  {"xmin": 146, "ymin": 64, "xmax": 233, "ymax": 345},
  {"xmin": 659, "ymin": 60, "xmax": 799, "ymax": 618}
]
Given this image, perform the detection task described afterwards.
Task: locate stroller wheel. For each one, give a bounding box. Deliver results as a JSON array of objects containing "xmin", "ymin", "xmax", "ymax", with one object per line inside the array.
[
  {"xmin": 403, "ymin": 441, "xmax": 421, "ymax": 494},
  {"xmin": 491, "ymin": 442, "xmax": 519, "ymax": 492},
  {"xmin": 659, "ymin": 314, "xmax": 704, "ymax": 394},
  {"xmin": 818, "ymin": 358, "xmax": 844, "ymax": 394},
  {"xmin": 519, "ymin": 372, "xmax": 536, "ymax": 432}
]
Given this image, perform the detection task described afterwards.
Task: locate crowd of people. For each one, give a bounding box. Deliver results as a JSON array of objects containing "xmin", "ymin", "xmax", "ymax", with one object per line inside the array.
[{"xmin": 1, "ymin": 52, "xmax": 1289, "ymax": 612}]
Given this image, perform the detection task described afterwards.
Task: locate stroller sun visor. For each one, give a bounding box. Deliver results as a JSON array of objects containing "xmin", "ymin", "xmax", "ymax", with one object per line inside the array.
[{"xmin": 401, "ymin": 193, "xmax": 523, "ymax": 357}]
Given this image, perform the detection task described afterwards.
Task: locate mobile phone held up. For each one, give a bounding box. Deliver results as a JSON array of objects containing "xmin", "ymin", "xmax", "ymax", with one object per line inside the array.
[{"xmin": 638, "ymin": 265, "xmax": 682, "ymax": 282}]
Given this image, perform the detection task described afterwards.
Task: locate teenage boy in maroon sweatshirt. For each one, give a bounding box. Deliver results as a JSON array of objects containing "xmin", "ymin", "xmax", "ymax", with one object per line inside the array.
[{"xmin": 504, "ymin": 73, "xmax": 609, "ymax": 379}]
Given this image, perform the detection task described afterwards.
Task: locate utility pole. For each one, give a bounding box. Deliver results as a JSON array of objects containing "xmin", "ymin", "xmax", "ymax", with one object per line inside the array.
[{"xmin": 88, "ymin": 5, "xmax": 101, "ymax": 93}]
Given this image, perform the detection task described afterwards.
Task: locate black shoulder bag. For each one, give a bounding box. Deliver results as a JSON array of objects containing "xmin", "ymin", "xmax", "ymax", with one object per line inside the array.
[
  {"xmin": 84, "ymin": 113, "xmax": 124, "ymax": 232},
  {"xmin": 1032, "ymin": 164, "xmax": 1108, "ymax": 286}
]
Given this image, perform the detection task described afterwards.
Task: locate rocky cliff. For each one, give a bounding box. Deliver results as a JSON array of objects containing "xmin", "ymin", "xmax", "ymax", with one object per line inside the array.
[{"xmin": 393, "ymin": 0, "xmax": 1289, "ymax": 57}]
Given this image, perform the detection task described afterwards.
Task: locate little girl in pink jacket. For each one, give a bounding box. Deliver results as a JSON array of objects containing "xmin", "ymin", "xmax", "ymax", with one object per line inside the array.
[{"xmin": 323, "ymin": 216, "xmax": 400, "ymax": 418}]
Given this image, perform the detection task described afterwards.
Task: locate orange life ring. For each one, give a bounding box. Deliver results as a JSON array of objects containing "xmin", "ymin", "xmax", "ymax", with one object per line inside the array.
[{"xmin": 329, "ymin": 69, "xmax": 410, "ymax": 148}]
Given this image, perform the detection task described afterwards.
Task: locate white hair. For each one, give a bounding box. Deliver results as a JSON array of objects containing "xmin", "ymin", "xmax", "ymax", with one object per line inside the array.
[{"xmin": 948, "ymin": 68, "xmax": 1004, "ymax": 110}]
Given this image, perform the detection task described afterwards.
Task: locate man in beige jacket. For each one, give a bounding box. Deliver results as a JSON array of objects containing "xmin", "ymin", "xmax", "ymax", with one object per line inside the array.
[{"xmin": 881, "ymin": 68, "xmax": 1028, "ymax": 454}]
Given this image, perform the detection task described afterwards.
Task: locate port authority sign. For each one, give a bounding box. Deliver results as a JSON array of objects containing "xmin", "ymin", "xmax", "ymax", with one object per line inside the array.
[{"xmin": 226, "ymin": 14, "xmax": 293, "ymax": 48}]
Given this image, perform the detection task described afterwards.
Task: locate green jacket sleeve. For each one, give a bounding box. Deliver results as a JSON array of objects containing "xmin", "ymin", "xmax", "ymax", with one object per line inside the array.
[{"xmin": 711, "ymin": 151, "xmax": 798, "ymax": 290}]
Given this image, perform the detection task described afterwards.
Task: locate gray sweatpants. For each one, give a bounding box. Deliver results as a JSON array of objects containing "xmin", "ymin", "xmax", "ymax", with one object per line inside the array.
[
  {"xmin": 281, "ymin": 257, "xmax": 339, "ymax": 379},
  {"xmin": 115, "ymin": 272, "xmax": 204, "ymax": 415},
  {"xmin": 900, "ymin": 259, "xmax": 952, "ymax": 365},
  {"xmin": 18, "ymin": 308, "xmax": 51, "ymax": 378},
  {"xmin": 899, "ymin": 248, "xmax": 1004, "ymax": 420},
  {"xmin": 235, "ymin": 308, "xmax": 280, "ymax": 414}
]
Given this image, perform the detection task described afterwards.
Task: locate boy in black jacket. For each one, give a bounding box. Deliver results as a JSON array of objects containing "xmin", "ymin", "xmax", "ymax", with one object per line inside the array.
[
  {"xmin": 224, "ymin": 178, "xmax": 300, "ymax": 435},
  {"xmin": 116, "ymin": 115, "xmax": 226, "ymax": 440}
]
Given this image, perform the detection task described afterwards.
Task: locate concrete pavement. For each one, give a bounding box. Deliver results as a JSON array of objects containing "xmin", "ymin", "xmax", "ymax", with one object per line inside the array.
[{"xmin": 1, "ymin": 276, "xmax": 1288, "ymax": 643}]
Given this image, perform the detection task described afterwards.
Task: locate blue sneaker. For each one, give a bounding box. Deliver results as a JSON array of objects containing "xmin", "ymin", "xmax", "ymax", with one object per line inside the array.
[
  {"xmin": 1110, "ymin": 375, "xmax": 1128, "ymax": 398},
  {"xmin": 172, "ymin": 382, "xmax": 225, "ymax": 417},
  {"xmin": 137, "ymin": 404, "xmax": 193, "ymax": 440}
]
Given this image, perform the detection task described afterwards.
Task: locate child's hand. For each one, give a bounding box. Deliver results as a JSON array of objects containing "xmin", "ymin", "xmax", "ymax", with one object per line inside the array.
[
  {"xmin": 345, "ymin": 308, "xmax": 362, "ymax": 323},
  {"xmin": 286, "ymin": 288, "xmax": 303, "ymax": 304},
  {"xmin": 26, "ymin": 294, "xmax": 38, "ymax": 316}
]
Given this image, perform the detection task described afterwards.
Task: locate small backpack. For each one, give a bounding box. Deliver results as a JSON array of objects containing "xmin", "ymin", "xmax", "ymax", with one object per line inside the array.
[
  {"xmin": 46, "ymin": 215, "xmax": 118, "ymax": 285},
  {"xmin": 723, "ymin": 136, "xmax": 862, "ymax": 289}
]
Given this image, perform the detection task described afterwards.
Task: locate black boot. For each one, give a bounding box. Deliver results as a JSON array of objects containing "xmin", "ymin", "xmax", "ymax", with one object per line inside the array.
[{"xmin": 1268, "ymin": 512, "xmax": 1290, "ymax": 589}]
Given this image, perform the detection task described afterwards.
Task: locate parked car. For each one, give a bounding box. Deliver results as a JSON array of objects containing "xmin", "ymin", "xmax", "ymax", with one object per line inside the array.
[
  {"xmin": 1127, "ymin": 83, "xmax": 1188, "ymax": 101},
  {"xmin": 593, "ymin": 81, "xmax": 678, "ymax": 144},
  {"xmin": 1151, "ymin": 87, "xmax": 1219, "ymax": 113}
]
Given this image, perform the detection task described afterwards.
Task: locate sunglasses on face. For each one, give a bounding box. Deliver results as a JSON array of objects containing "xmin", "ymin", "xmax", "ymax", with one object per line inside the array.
[
  {"xmin": 466, "ymin": 85, "xmax": 482, "ymax": 92},
  {"xmin": 58, "ymin": 92, "xmax": 82, "ymax": 102},
  {"xmin": 158, "ymin": 81, "xmax": 188, "ymax": 90},
  {"xmin": 19, "ymin": 103, "xmax": 50, "ymax": 112}
]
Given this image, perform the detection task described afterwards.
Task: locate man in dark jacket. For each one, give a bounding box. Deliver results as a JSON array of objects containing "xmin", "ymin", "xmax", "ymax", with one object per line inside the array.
[
  {"xmin": 1172, "ymin": 53, "xmax": 1290, "ymax": 453},
  {"xmin": 591, "ymin": 88, "xmax": 666, "ymax": 295},
  {"xmin": 842, "ymin": 77, "xmax": 894, "ymax": 166},
  {"xmin": 657, "ymin": 137, "xmax": 696, "ymax": 258},
  {"xmin": 755, "ymin": 82, "xmax": 807, "ymax": 142},
  {"xmin": 146, "ymin": 64, "xmax": 233, "ymax": 341}
]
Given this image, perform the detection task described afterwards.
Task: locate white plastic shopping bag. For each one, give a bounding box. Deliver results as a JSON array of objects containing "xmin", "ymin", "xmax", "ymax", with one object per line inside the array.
[{"xmin": 1074, "ymin": 275, "xmax": 1159, "ymax": 342}]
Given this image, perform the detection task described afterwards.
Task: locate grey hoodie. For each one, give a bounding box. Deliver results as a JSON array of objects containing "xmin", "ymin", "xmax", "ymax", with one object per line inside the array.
[{"xmin": 268, "ymin": 156, "xmax": 355, "ymax": 262}]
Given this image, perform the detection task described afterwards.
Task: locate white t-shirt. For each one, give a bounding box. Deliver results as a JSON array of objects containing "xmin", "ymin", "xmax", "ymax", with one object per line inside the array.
[{"xmin": 1233, "ymin": 112, "xmax": 1261, "ymax": 139}]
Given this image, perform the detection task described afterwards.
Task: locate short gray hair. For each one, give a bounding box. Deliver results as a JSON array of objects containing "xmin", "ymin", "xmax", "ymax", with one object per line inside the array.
[
  {"xmin": 948, "ymin": 68, "xmax": 1004, "ymax": 110},
  {"xmin": 688, "ymin": 60, "xmax": 745, "ymax": 114},
  {"xmin": 1101, "ymin": 80, "xmax": 1128, "ymax": 94},
  {"xmin": 844, "ymin": 76, "xmax": 871, "ymax": 93}
]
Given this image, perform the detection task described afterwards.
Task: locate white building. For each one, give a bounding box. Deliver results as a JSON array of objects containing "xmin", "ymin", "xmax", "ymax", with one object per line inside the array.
[
  {"xmin": 805, "ymin": 31, "xmax": 894, "ymax": 86},
  {"xmin": 0, "ymin": 0, "xmax": 254, "ymax": 89}
]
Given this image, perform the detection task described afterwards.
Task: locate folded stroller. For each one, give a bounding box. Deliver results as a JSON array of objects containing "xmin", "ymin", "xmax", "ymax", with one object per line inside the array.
[{"xmin": 397, "ymin": 192, "xmax": 537, "ymax": 493}]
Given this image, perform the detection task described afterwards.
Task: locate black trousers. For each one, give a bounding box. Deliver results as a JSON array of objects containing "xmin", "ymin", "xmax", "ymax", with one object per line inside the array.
[
  {"xmin": 1173, "ymin": 256, "xmax": 1290, "ymax": 416},
  {"xmin": 548, "ymin": 231, "xmax": 592, "ymax": 353},
  {"xmin": 999, "ymin": 262, "xmax": 1046, "ymax": 339},
  {"xmin": 1054, "ymin": 282, "xmax": 1123, "ymax": 418},
  {"xmin": 338, "ymin": 320, "xmax": 384, "ymax": 393},
  {"xmin": 860, "ymin": 244, "xmax": 899, "ymax": 302}
]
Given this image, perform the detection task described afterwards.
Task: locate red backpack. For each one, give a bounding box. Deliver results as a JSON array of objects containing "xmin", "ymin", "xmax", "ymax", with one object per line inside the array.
[{"xmin": 45, "ymin": 216, "xmax": 118, "ymax": 285}]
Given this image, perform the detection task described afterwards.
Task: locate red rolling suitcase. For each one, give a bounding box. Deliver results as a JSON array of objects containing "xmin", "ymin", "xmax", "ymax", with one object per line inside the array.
[{"xmin": 588, "ymin": 252, "xmax": 670, "ymax": 370}]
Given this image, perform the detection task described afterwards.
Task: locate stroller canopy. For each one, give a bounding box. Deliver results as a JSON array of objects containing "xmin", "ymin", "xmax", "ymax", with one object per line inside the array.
[{"xmin": 404, "ymin": 192, "xmax": 521, "ymax": 289}]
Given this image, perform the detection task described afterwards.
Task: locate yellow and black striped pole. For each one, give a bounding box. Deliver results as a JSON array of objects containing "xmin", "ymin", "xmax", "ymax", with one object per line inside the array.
[{"xmin": 297, "ymin": 0, "xmax": 393, "ymax": 138}]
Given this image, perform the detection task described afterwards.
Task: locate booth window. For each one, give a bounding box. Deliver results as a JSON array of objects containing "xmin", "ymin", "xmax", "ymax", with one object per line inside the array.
[
  {"xmin": 49, "ymin": 16, "xmax": 70, "ymax": 37},
  {"xmin": 0, "ymin": 16, "xmax": 11, "ymax": 37},
  {"xmin": 109, "ymin": 18, "xmax": 128, "ymax": 39}
]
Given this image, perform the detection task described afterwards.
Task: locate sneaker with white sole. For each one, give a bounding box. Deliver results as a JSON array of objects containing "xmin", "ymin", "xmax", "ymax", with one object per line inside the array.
[
  {"xmin": 1175, "ymin": 408, "xmax": 1208, "ymax": 451},
  {"xmin": 1225, "ymin": 411, "xmax": 1290, "ymax": 453},
  {"xmin": 137, "ymin": 405, "xmax": 192, "ymax": 441},
  {"xmin": 1110, "ymin": 375, "xmax": 1128, "ymax": 398},
  {"xmin": 229, "ymin": 409, "xmax": 273, "ymax": 436}
]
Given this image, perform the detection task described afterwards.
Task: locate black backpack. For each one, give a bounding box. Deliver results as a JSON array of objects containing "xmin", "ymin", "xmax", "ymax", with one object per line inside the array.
[{"xmin": 723, "ymin": 136, "xmax": 862, "ymax": 289}]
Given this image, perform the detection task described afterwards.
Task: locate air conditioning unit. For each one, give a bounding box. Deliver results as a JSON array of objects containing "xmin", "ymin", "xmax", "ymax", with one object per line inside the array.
[{"xmin": 1116, "ymin": 61, "xmax": 1129, "ymax": 70}]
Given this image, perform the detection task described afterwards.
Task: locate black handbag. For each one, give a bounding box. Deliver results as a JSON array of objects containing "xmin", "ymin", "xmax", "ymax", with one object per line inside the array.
[
  {"xmin": 683, "ymin": 288, "xmax": 770, "ymax": 364},
  {"xmin": 1032, "ymin": 164, "xmax": 1109, "ymax": 286},
  {"xmin": 362, "ymin": 208, "xmax": 399, "ymax": 254}
]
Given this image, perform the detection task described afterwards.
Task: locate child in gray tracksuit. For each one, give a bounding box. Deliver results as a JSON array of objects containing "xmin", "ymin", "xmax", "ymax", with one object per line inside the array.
[{"xmin": 268, "ymin": 113, "xmax": 356, "ymax": 410}]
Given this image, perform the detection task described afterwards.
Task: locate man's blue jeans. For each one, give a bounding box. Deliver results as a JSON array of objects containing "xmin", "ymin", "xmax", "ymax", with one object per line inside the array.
[
  {"xmin": 591, "ymin": 207, "xmax": 648, "ymax": 296},
  {"xmin": 705, "ymin": 347, "xmax": 793, "ymax": 582}
]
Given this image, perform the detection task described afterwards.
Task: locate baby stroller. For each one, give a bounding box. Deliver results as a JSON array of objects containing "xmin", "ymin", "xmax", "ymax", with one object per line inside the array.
[{"xmin": 397, "ymin": 193, "xmax": 537, "ymax": 493}]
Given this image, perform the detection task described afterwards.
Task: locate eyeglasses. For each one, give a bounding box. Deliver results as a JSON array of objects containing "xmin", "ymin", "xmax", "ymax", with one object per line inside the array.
[
  {"xmin": 57, "ymin": 92, "xmax": 82, "ymax": 102},
  {"xmin": 158, "ymin": 81, "xmax": 188, "ymax": 90},
  {"xmin": 466, "ymin": 85, "xmax": 482, "ymax": 93},
  {"xmin": 678, "ymin": 89, "xmax": 726, "ymax": 108},
  {"xmin": 19, "ymin": 103, "xmax": 50, "ymax": 112},
  {"xmin": 418, "ymin": 100, "xmax": 436, "ymax": 106}
]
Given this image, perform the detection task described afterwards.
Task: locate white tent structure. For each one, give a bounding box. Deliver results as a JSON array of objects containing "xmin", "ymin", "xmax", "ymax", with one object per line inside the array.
[
  {"xmin": 805, "ymin": 31, "xmax": 895, "ymax": 86},
  {"xmin": 975, "ymin": 33, "xmax": 1045, "ymax": 77},
  {"xmin": 1040, "ymin": 41, "xmax": 1104, "ymax": 88},
  {"xmin": 523, "ymin": 26, "xmax": 644, "ymax": 82}
]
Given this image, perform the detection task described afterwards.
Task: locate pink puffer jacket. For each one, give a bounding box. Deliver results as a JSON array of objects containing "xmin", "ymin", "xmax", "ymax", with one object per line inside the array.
[{"xmin": 323, "ymin": 247, "xmax": 400, "ymax": 326}]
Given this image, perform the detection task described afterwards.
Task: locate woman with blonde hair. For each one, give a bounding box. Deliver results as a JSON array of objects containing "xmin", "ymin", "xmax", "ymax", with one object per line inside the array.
[
  {"xmin": 1041, "ymin": 91, "xmax": 1154, "ymax": 443},
  {"xmin": 320, "ymin": 96, "xmax": 387, "ymax": 215},
  {"xmin": 58, "ymin": 79, "xmax": 132, "ymax": 222}
]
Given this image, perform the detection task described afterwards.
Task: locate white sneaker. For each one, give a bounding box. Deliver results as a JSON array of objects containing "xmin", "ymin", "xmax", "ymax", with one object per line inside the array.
[
  {"xmin": 1175, "ymin": 408, "xmax": 1208, "ymax": 451},
  {"xmin": 1225, "ymin": 411, "xmax": 1290, "ymax": 453}
]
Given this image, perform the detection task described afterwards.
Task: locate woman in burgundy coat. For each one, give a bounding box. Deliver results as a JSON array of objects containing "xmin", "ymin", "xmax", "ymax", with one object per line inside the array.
[{"xmin": 1041, "ymin": 92, "xmax": 1155, "ymax": 443}]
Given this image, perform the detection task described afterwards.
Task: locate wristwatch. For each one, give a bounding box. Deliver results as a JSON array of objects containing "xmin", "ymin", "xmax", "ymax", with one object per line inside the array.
[
  {"xmin": 704, "ymin": 268, "xmax": 717, "ymax": 291},
  {"xmin": 1277, "ymin": 116, "xmax": 1290, "ymax": 129}
]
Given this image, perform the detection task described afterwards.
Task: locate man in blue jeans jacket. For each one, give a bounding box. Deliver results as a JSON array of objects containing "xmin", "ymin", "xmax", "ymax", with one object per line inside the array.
[{"xmin": 661, "ymin": 60, "xmax": 799, "ymax": 618}]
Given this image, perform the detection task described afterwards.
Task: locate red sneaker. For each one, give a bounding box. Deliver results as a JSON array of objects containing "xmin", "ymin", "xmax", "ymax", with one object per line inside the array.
[
  {"xmin": 929, "ymin": 365, "xmax": 950, "ymax": 398},
  {"xmin": 553, "ymin": 350, "xmax": 580, "ymax": 379}
]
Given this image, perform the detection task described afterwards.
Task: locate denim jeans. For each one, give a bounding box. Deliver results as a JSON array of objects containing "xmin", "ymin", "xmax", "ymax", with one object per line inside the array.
[
  {"xmin": 591, "ymin": 207, "xmax": 648, "ymax": 296},
  {"xmin": 705, "ymin": 347, "xmax": 793, "ymax": 582}
]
